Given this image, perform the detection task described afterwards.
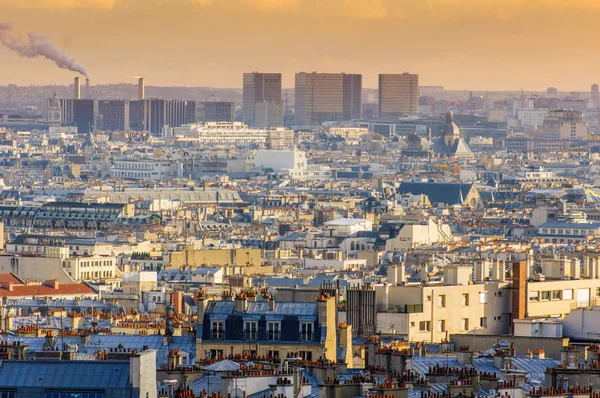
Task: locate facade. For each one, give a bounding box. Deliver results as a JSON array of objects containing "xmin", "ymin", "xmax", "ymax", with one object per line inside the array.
[
  {"xmin": 542, "ymin": 110, "xmax": 587, "ymax": 140},
  {"xmin": 110, "ymin": 158, "xmax": 183, "ymax": 181},
  {"xmin": 254, "ymin": 100, "xmax": 284, "ymax": 128},
  {"xmin": 242, "ymin": 72, "xmax": 282, "ymax": 127},
  {"xmin": 63, "ymin": 255, "xmax": 117, "ymax": 281},
  {"xmin": 185, "ymin": 101, "xmax": 235, "ymax": 124},
  {"xmin": 166, "ymin": 122, "xmax": 294, "ymax": 148},
  {"xmin": 378, "ymin": 73, "xmax": 419, "ymax": 117},
  {"xmin": 255, "ymin": 150, "xmax": 306, "ymax": 172},
  {"xmin": 197, "ymin": 295, "xmax": 337, "ymax": 362},
  {"xmin": 96, "ymin": 100, "xmax": 129, "ymax": 132},
  {"xmin": 517, "ymin": 109, "xmax": 548, "ymax": 128},
  {"xmin": 295, "ymin": 72, "xmax": 362, "ymax": 127}
]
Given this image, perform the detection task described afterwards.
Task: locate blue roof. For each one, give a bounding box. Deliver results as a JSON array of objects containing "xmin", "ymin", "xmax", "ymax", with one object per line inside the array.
[
  {"xmin": 0, "ymin": 360, "xmax": 131, "ymax": 389},
  {"xmin": 397, "ymin": 182, "xmax": 476, "ymax": 205}
]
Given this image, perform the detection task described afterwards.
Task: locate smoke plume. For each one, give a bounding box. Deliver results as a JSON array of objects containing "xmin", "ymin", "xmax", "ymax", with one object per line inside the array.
[{"xmin": 0, "ymin": 22, "xmax": 88, "ymax": 77}]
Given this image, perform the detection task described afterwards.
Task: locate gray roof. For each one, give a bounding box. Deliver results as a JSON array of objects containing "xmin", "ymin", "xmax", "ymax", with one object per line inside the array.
[
  {"xmin": 206, "ymin": 301, "xmax": 317, "ymax": 316},
  {"xmin": 397, "ymin": 182, "xmax": 476, "ymax": 205},
  {"xmin": 0, "ymin": 360, "xmax": 131, "ymax": 389},
  {"xmin": 539, "ymin": 221, "xmax": 600, "ymax": 229}
]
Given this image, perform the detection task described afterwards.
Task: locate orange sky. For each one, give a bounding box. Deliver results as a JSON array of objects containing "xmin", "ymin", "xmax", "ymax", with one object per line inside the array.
[{"xmin": 1, "ymin": 0, "xmax": 600, "ymax": 91}]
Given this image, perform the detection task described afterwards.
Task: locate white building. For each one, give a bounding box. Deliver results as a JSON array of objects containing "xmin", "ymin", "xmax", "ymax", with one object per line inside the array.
[
  {"xmin": 324, "ymin": 218, "xmax": 373, "ymax": 237},
  {"xmin": 110, "ymin": 158, "xmax": 183, "ymax": 180},
  {"xmin": 255, "ymin": 150, "xmax": 306, "ymax": 172},
  {"xmin": 517, "ymin": 109, "xmax": 548, "ymax": 128},
  {"xmin": 164, "ymin": 122, "xmax": 294, "ymax": 148}
]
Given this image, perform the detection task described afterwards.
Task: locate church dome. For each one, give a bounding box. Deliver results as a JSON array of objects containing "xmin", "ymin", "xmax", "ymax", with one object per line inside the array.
[{"xmin": 441, "ymin": 111, "xmax": 460, "ymax": 137}]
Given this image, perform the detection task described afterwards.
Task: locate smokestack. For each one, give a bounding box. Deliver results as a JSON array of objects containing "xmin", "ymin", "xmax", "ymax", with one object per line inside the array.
[
  {"xmin": 74, "ymin": 77, "xmax": 80, "ymax": 99},
  {"xmin": 138, "ymin": 77, "xmax": 145, "ymax": 100},
  {"xmin": 85, "ymin": 78, "xmax": 89, "ymax": 99}
]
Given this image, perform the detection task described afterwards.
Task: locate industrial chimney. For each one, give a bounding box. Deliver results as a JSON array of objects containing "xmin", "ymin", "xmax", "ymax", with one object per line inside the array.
[
  {"xmin": 74, "ymin": 77, "xmax": 81, "ymax": 99},
  {"xmin": 138, "ymin": 77, "xmax": 145, "ymax": 100},
  {"xmin": 85, "ymin": 78, "xmax": 90, "ymax": 99}
]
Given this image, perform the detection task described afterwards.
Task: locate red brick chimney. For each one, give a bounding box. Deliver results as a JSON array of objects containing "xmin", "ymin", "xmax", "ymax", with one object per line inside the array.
[{"xmin": 511, "ymin": 261, "xmax": 526, "ymax": 329}]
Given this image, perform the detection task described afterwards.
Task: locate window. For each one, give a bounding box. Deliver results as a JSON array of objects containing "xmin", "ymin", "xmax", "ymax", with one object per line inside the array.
[
  {"xmin": 462, "ymin": 293, "xmax": 469, "ymax": 306},
  {"xmin": 541, "ymin": 291, "xmax": 550, "ymax": 301},
  {"xmin": 266, "ymin": 350, "xmax": 280, "ymax": 359},
  {"xmin": 410, "ymin": 322, "xmax": 416, "ymax": 327},
  {"xmin": 529, "ymin": 291, "xmax": 540, "ymax": 302},
  {"xmin": 461, "ymin": 318, "xmax": 469, "ymax": 331},
  {"xmin": 552, "ymin": 290, "xmax": 562, "ymax": 300},
  {"xmin": 480, "ymin": 317, "xmax": 487, "ymax": 328},
  {"xmin": 268, "ymin": 322, "xmax": 280, "ymax": 340},
  {"xmin": 0, "ymin": 392, "xmax": 16, "ymax": 398},
  {"xmin": 300, "ymin": 322, "xmax": 313, "ymax": 341},
  {"xmin": 438, "ymin": 295, "xmax": 446, "ymax": 308},
  {"xmin": 479, "ymin": 292, "xmax": 488, "ymax": 304},
  {"xmin": 426, "ymin": 295, "xmax": 432, "ymax": 302},
  {"xmin": 596, "ymin": 287, "xmax": 600, "ymax": 298},
  {"xmin": 419, "ymin": 321, "xmax": 430, "ymax": 332},
  {"xmin": 438, "ymin": 319, "xmax": 446, "ymax": 332},
  {"xmin": 299, "ymin": 351, "xmax": 313, "ymax": 361},
  {"xmin": 45, "ymin": 393, "xmax": 104, "ymax": 398},
  {"xmin": 210, "ymin": 349, "xmax": 224, "ymax": 359},
  {"xmin": 211, "ymin": 321, "xmax": 225, "ymax": 340},
  {"xmin": 244, "ymin": 321, "xmax": 257, "ymax": 340}
]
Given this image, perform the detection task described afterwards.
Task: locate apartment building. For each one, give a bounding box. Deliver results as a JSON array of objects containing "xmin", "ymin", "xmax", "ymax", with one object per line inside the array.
[
  {"xmin": 196, "ymin": 293, "xmax": 337, "ymax": 362},
  {"xmin": 63, "ymin": 255, "xmax": 118, "ymax": 281}
]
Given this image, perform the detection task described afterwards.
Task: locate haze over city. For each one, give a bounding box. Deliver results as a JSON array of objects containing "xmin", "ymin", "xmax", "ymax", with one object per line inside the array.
[{"xmin": 2, "ymin": 0, "xmax": 600, "ymax": 90}]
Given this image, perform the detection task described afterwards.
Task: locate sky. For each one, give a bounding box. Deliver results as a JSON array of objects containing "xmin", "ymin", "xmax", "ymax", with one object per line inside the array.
[{"xmin": 1, "ymin": 0, "xmax": 600, "ymax": 91}]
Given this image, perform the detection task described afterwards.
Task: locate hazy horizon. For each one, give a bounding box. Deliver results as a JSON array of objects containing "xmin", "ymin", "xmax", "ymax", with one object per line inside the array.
[{"xmin": 2, "ymin": 0, "xmax": 600, "ymax": 91}]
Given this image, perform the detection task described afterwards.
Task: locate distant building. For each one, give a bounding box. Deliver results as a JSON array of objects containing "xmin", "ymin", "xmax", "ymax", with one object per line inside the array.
[
  {"xmin": 592, "ymin": 83, "xmax": 599, "ymax": 109},
  {"xmin": 97, "ymin": 100, "xmax": 128, "ymax": 132},
  {"xmin": 242, "ymin": 72, "xmax": 282, "ymax": 127},
  {"xmin": 294, "ymin": 72, "xmax": 362, "ymax": 127},
  {"xmin": 542, "ymin": 110, "xmax": 587, "ymax": 140},
  {"xmin": 185, "ymin": 101, "xmax": 235, "ymax": 124},
  {"xmin": 378, "ymin": 73, "xmax": 419, "ymax": 117}
]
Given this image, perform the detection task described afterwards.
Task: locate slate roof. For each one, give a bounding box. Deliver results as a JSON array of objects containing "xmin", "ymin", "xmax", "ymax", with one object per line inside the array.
[
  {"xmin": 206, "ymin": 301, "xmax": 317, "ymax": 316},
  {"xmin": 397, "ymin": 182, "xmax": 476, "ymax": 205},
  {"xmin": 0, "ymin": 360, "xmax": 131, "ymax": 389}
]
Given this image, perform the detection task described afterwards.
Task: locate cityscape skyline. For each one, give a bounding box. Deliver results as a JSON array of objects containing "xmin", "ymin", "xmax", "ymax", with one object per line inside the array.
[{"xmin": 2, "ymin": 0, "xmax": 600, "ymax": 90}]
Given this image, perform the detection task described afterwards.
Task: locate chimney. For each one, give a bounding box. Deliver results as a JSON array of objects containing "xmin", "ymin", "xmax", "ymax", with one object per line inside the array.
[
  {"xmin": 234, "ymin": 293, "xmax": 248, "ymax": 312},
  {"xmin": 74, "ymin": 77, "xmax": 81, "ymax": 99},
  {"xmin": 46, "ymin": 280, "xmax": 60, "ymax": 290},
  {"xmin": 70, "ymin": 313, "xmax": 83, "ymax": 331},
  {"xmin": 138, "ymin": 77, "xmax": 145, "ymax": 100},
  {"xmin": 85, "ymin": 78, "xmax": 90, "ymax": 99},
  {"xmin": 511, "ymin": 261, "xmax": 526, "ymax": 324}
]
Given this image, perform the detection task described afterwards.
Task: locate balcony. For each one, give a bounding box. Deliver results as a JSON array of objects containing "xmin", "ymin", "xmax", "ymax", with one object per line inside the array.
[{"xmin": 378, "ymin": 303, "xmax": 423, "ymax": 313}]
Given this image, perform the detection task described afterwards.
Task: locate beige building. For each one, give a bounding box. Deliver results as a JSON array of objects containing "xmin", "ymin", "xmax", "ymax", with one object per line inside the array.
[
  {"xmin": 63, "ymin": 255, "xmax": 118, "ymax": 281},
  {"xmin": 167, "ymin": 248, "xmax": 262, "ymax": 268},
  {"xmin": 375, "ymin": 264, "xmax": 511, "ymax": 342},
  {"xmin": 542, "ymin": 110, "xmax": 587, "ymax": 140},
  {"xmin": 378, "ymin": 73, "xmax": 419, "ymax": 117}
]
